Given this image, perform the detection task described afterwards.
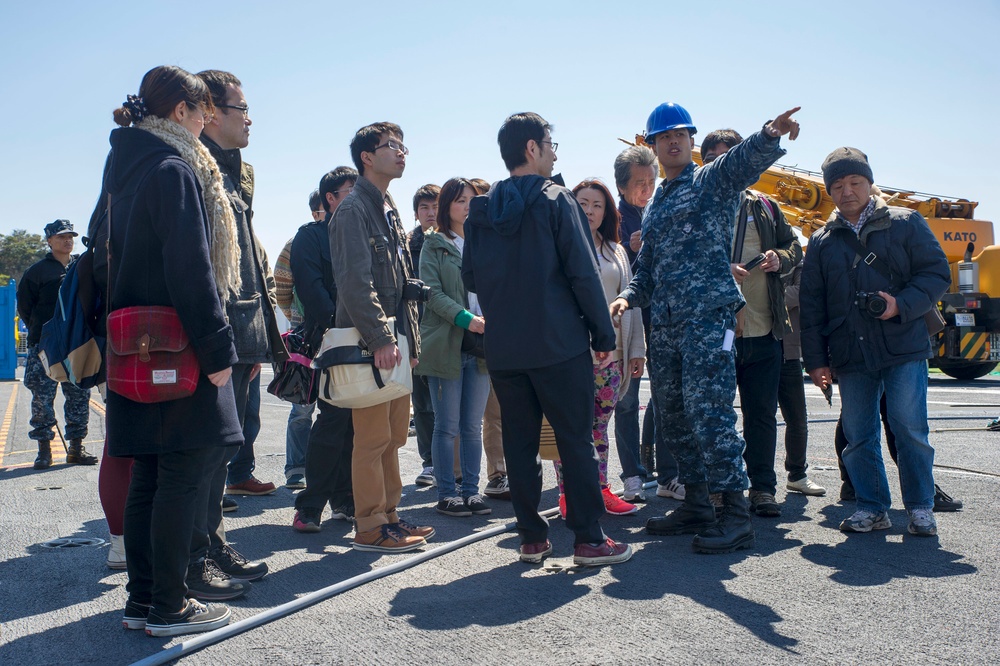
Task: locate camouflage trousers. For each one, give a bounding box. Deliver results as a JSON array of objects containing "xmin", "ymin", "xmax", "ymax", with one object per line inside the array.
[
  {"xmin": 24, "ymin": 346, "xmax": 91, "ymax": 442},
  {"xmin": 646, "ymin": 308, "xmax": 749, "ymax": 492}
]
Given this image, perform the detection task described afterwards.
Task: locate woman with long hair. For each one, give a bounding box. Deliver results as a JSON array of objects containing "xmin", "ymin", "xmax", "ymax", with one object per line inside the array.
[
  {"xmin": 555, "ymin": 179, "xmax": 646, "ymax": 518},
  {"xmin": 98, "ymin": 65, "xmax": 242, "ymax": 636},
  {"xmin": 416, "ymin": 177, "xmax": 492, "ymax": 517}
]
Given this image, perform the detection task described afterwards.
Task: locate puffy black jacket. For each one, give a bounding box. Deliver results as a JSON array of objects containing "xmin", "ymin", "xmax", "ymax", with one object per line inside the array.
[
  {"xmin": 290, "ymin": 218, "xmax": 337, "ymax": 351},
  {"xmin": 800, "ymin": 198, "xmax": 950, "ymax": 374},
  {"xmin": 17, "ymin": 253, "xmax": 73, "ymax": 346},
  {"xmin": 462, "ymin": 174, "xmax": 616, "ymax": 371}
]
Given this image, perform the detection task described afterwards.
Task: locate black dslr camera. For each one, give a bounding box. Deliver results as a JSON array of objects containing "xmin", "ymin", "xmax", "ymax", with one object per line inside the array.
[
  {"xmin": 402, "ymin": 278, "xmax": 431, "ymax": 303},
  {"xmin": 856, "ymin": 291, "xmax": 888, "ymax": 317}
]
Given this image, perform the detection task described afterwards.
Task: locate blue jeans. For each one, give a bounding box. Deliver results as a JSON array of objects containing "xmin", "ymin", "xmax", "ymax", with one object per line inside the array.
[
  {"xmin": 838, "ymin": 360, "xmax": 935, "ymax": 513},
  {"xmin": 613, "ymin": 375, "xmax": 648, "ymax": 479},
  {"xmin": 285, "ymin": 401, "xmax": 315, "ymax": 478},
  {"xmin": 427, "ymin": 354, "xmax": 490, "ymax": 500}
]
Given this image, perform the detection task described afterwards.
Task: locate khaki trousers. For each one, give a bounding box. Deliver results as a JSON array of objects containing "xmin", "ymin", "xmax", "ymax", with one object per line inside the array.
[{"xmin": 352, "ymin": 395, "xmax": 410, "ymax": 533}]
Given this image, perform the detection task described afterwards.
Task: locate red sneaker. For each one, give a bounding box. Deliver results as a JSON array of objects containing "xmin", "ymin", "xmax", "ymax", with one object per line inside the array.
[
  {"xmin": 519, "ymin": 540, "xmax": 553, "ymax": 564},
  {"xmin": 602, "ymin": 487, "xmax": 638, "ymax": 515},
  {"xmin": 226, "ymin": 476, "xmax": 277, "ymax": 496},
  {"xmin": 573, "ymin": 538, "xmax": 632, "ymax": 566}
]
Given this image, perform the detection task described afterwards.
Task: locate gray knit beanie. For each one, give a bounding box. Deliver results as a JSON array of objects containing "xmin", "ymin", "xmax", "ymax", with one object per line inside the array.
[{"xmin": 821, "ymin": 147, "xmax": 873, "ymax": 193}]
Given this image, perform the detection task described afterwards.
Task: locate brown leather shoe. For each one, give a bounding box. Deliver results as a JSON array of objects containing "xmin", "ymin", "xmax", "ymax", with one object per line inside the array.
[
  {"xmin": 65, "ymin": 439, "xmax": 98, "ymax": 465},
  {"xmin": 352, "ymin": 524, "xmax": 425, "ymax": 553}
]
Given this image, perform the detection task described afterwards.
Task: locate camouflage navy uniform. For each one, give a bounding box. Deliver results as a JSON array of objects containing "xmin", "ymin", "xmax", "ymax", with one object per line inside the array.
[
  {"xmin": 23, "ymin": 345, "xmax": 90, "ymax": 442},
  {"xmin": 618, "ymin": 130, "xmax": 785, "ymax": 492}
]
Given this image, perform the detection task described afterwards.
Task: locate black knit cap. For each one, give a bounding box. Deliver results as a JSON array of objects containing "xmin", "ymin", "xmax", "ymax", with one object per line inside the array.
[{"xmin": 821, "ymin": 147, "xmax": 873, "ymax": 193}]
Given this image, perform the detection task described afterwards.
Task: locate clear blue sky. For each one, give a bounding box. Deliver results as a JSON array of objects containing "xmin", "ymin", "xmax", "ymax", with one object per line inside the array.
[{"xmin": 1, "ymin": 1, "xmax": 998, "ymax": 263}]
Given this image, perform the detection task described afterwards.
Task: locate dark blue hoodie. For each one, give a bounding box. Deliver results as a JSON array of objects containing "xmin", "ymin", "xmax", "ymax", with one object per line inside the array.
[{"xmin": 462, "ymin": 174, "xmax": 616, "ymax": 371}]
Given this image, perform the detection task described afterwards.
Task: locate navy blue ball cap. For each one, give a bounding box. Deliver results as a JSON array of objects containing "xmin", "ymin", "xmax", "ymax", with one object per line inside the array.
[{"xmin": 44, "ymin": 219, "xmax": 77, "ymax": 239}]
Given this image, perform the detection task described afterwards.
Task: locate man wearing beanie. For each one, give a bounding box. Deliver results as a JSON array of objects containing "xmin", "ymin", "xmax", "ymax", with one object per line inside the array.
[{"xmin": 800, "ymin": 147, "xmax": 950, "ymax": 537}]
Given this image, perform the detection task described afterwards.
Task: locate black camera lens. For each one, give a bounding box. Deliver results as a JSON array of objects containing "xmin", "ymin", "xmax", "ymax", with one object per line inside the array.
[{"xmin": 866, "ymin": 295, "xmax": 887, "ymax": 316}]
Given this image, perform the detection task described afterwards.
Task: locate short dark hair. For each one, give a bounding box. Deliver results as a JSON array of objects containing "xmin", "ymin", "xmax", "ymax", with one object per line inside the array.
[
  {"xmin": 701, "ymin": 129, "xmax": 743, "ymax": 162},
  {"xmin": 613, "ymin": 145, "xmax": 657, "ymax": 192},
  {"xmin": 350, "ymin": 122, "xmax": 403, "ymax": 177},
  {"xmin": 469, "ymin": 178, "xmax": 491, "ymax": 195},
  {"xmin": 196, "ymin": 69, "xmax": 242, "ymax": 109},
  {"xmin": 572, "ymin": 179, "xmax": 621, "ymax": 259},
  {"xmin": 113, "ymin": 65, "xmax": 213, "ymax": 127},
  {"xmin": 319, "ymin": 166, "xmax": 359, "ymax": 213},
  {"xmin": 497, "ymin": 112, "xmax": 550, "ymax": 171},
  {"xmin": 412, "ymin": 184, "xmax": 441, "ymax": 214},
  {"xmin": 308, "ymin": 189, "xmax": 322, "ymax": 213},
  {"xmin": 436, "ymin": 178, "xmax": 475, "ymax": 239}
]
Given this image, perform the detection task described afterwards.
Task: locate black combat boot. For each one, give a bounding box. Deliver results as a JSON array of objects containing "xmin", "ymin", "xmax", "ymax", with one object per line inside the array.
[
  {"xmin": 646, "ymin": 482, "xmax": 717, "ymax": 535},
  {"xmin": 66, "ymin": 439, "xmax": 98, "ymax": 465},
  {"xmin": 691, "ymin": 491, "xmax": 755, "ymax": 554},
  {"xmin": 33, "ymin": 441, "xmax": 52, "ymax": 470}
]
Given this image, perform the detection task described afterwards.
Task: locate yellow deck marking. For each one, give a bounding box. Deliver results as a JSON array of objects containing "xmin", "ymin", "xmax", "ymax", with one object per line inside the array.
[
  {"xmin": 0, "ymin": 384, "xmax": 19, "ymax": 468},
  {"xmin": 90, "ymin": 398, "xmax": 105, "ymax": 416}
]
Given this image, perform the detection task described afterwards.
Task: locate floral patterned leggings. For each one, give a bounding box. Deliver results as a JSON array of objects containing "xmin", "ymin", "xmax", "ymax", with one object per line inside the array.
[{"xmin": 554, "ymin": 360, "xmax": 623, "ymax": 492}]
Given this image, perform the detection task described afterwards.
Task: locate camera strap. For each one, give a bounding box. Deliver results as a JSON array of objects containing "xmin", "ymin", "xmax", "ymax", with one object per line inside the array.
[{"xmin": 836, "ymin": 228, "xmax": 895, "ymax": 284}]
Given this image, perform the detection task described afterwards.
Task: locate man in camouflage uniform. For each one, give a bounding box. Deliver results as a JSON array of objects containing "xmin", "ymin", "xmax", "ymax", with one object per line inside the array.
[
  {"xmin": 611, "ymin": 103, "xmax": 800, "ymax": 553},
  {"xmin": 17, "ymin": 219, "xmax": 95, "ymax": 470}
]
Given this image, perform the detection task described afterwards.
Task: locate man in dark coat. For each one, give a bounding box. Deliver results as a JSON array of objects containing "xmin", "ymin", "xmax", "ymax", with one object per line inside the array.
[
  {"xmin": 17, "ymin": 219, "xmax": 96, "ymax": 469},
  {"xmin": 186, "ymin": 70, "xmax": 284, "ymax": 597},
  {"xmin": 463, "ymin": 112, "xmax": 631, "ymax": 567},
  {"xmin": 290, "ymin": 166, "xmax": 358, "ymax": 532},
  {"xmin": 801, "ymin": 147, "xmax": 950, "ymax": 537}
]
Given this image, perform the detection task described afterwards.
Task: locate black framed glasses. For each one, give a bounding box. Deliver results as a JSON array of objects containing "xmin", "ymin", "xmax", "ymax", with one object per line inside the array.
[
  {"xmin": 540, "ymin": 140, "xmax": 558, "ymax": 153},
  {"xmin": 218, "ymin": 104, "xmax": 250, "ymax": 117},
  {"xmin": 373, "ymin": 139, "xmax": 409, "ymax": 155}
]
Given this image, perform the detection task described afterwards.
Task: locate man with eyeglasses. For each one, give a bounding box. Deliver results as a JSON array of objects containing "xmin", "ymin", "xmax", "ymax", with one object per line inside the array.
[
  {"xmin": 330, "ymin": 123, "xmax": 433, "ymax": 552},
  {"xmin": 463, "ymin": 112, "xmax": 631, "ymax": 567},
  {"xmin": 291, "ymin": 166, "xmax": 361, "ymax": 533},
  {"xmin": 610, "ymin": 102, "xmax": 801, "ymax": 554},
  {"xmin": 184, "ymin": 69, "xmax": 287, "ymax": 600}
]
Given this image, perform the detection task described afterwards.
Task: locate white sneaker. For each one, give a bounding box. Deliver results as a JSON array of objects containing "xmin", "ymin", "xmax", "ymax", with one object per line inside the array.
[
  {"xmin": 107, "ymin": 534, "xmax": 127, "ymax": 570},
  {"xmin": 415, "ymin": 466, "xmax": 436, "ymax": 487},
  {"xmin": 656, "ymin": 477, "xmax": 686, "ymax": 500},
  {"xmin": 907, "ymin": 508, "xmax": 938, "ymax": 537},
  {"xmin": 622, "ymin": 476, "xmax": 646, "ymax": 502},
  {"xmin": 786, "ymin": 476, "xmax": 827, "ymax": 496}
]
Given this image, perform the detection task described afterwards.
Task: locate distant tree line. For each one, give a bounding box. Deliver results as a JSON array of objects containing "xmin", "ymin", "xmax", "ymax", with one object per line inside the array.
[{"xmin": 0, "ymin": 230, "xmax": 48, "ymax": 286}]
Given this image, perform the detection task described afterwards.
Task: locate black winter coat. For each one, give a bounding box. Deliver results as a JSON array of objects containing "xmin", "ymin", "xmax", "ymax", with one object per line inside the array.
[
  {"xmin": 290, "ymin": 218, "xmax": 337, "ymax": 351},
  {"xmin": 463, "ymin": 174, "xmax": 616, "ymax": 371},
  {"xmin": 17, "ymin": 253, "xmax": 74, "ymax": 345},
  {"xmin": 96, "ymin": 127, "xmax": 242, "ymax": 456},
  {"xmin": 800, "ymin": 198, "xmax": 950, "ymax": 374}
]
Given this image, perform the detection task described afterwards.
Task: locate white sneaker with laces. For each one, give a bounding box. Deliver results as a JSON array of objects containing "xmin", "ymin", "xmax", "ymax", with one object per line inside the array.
[
  {"xmin": 907, "ymin": 508, "xmax": 938, "ymax": 537},
  {"xmin": 656, "ymin": 477, "xmax": 686, "ymax": 500},
  {"xmin": 622, "ymin": 476, "xmax": 646, "ymax": 502}
]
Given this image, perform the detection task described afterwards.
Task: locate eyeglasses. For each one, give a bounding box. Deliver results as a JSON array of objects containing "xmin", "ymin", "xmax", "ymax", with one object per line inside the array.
[
  {"xmin": 373, "ymin": 140, "xmax": 409, "ymax": 155},
  {"xmin": 540, "ymin": 140, "xmax": 558, "ymax": 153},
  {"xmin": 218, "ymin": 104, "xmax": 250, "ymax": 117},
  {"xmin": 333, "ymin": 185, "xmax": 354, "ymax": 196}
]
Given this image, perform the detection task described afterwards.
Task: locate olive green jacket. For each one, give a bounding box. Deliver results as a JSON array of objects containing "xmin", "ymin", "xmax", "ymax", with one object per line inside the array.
[{"xmin": 415, "ymin": 231, "xmax": 487, "ymax": 379}]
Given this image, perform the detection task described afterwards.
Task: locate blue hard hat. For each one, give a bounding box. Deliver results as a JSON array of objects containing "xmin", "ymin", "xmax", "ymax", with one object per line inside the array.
[{"xmin": 644, "ymin": 103, "xmax": 697, "ymax": 143}]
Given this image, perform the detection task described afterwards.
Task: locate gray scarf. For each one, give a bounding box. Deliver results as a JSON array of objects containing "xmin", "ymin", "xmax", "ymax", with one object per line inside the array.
[{"xmin": 135, "ymin": 115, "xmax": 241, "ymax": 299}]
